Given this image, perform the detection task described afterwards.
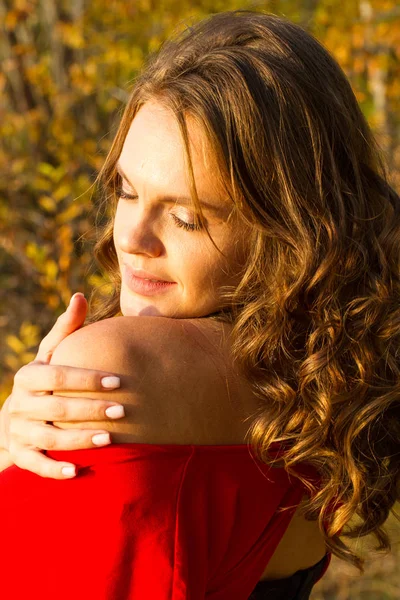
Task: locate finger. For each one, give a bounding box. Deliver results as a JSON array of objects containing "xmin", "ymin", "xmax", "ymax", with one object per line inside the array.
[
  {"xmin": 35, "ymin": 293, "xmax": 88, "ymax": 364},
  {"xmin": 13, "ymin": 363, "xmax": 120, "ymax": 393},
  {"xmin": 9, "ymin": 443, "xmax": 78, "ymax": 480},
  {"xmin": 9, "ymin": 394, "xmax": 125, "ymax": 422},
  {"xmin": 10, "ymin": 422, "xmax": 112, "ymax": 452}
]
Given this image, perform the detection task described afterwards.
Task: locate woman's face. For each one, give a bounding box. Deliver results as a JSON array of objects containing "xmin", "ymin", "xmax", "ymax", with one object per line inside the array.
[{"xmin": 113, "ymin": 99, "xmax": 248, "ymax": 318}]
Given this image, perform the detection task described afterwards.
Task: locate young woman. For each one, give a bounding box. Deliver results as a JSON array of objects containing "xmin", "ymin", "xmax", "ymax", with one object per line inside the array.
[{"xmin": 1, "ymin": 9, "xmax": 399, "ymax": 600}]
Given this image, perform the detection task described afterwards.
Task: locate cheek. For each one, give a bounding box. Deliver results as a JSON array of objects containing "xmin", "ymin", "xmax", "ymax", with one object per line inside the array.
[{"xmin": 178, "ymin": 239, "xmax": 236, "ymax": 291}]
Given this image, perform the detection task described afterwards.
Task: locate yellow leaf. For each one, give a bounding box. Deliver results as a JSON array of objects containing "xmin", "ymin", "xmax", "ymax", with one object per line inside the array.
[
  {"xmin": 33, "ymin": 176, "xmax": 52, "ymax": 192},
  {"xmin": 56, "ymin": 202, "xmax": 85, "ymax": 224},
  {"xmin": 38, "ymin": 195, "xmax": 57, "ymax": 212},
  {"xmin": 88, "ymin": 274, "xmax": 105, "ymax": 287},
  {"xmin": 19, "ymin": 322, "xmax": 41, "ymax": 347},
  {"xmin": 25, "ymin": 242, "xmax": 46, "ymax": 265},
  {"xmin": 4, "ymin": 354, "xmax": 21, "ymax": 371},
  {"xmin": 53, "ymin": 184, "xmax": 71, "ymax": 202},
  {"xmin": 88, "ymin": 273, "xmax": 114, "ymax": 295},
  {"xmin": 44, "ymin": 260, "xmax": 58, "ymax": 281},
  {"xmin": 21, "ymin": 351, "xmax": 36, "ymax": 363},
  {"xmin": 59, "ymin": 255, "xmax": 71, "ymax": 271},
  {"xmin": 56, "ymin": 22, "xmax": 85, "ymax": 49},
  {"xmin": 6, "ymin": 335, "xmax": 25, "ymax": 354},
  {"xmin": 4, "ymin": 10, "xmax": 18, "ymax": 31},
  {"xmin": 37, "ymin": 163, "xmax": 66, "ymax": 183},
  {"xmin": 47, "ymin": 295, "xmax": 61, "ymax": 310},
  {"xmin": 37, "ymin": 162, "xmax": 55, "ymax": 177}
]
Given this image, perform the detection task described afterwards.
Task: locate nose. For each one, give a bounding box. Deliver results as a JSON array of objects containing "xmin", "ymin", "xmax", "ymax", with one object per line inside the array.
[{"xmin": 117, "ymin": 210, "xmax": 164, "ymax": 258}]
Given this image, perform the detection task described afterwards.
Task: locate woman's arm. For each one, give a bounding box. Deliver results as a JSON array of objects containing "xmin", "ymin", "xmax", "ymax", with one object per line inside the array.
[{"xmin": 1, "ymin": 294, "xmax": 125, "ymax": 479}]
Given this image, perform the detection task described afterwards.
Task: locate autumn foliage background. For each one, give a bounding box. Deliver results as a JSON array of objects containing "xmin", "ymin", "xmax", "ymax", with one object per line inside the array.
[{"xmin": 1, "ymin": 0, "xmax": 400, "ymax": 597}]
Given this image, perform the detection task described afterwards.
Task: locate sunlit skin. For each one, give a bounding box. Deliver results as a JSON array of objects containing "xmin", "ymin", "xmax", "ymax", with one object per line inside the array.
[{"xmin": 113, "ymin": 99, "xmax": 250, "ymax": 318}]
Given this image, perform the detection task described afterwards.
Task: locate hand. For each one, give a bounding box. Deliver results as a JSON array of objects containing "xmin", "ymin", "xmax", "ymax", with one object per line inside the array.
[{"xmin": 0, "ymin": 293, "xmax": 125, "ymax": 479}]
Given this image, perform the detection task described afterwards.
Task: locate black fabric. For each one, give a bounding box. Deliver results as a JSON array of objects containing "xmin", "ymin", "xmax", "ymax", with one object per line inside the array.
[{"xmin": 247, "ymin": 553, "xmax": 329, "ymax": 600}]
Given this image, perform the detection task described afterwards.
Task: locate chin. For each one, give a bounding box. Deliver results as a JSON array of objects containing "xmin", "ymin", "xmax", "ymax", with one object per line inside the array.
[
  {"xmin": 119, "ymin": 284, "xmax": 177, "ymax": 318},
  {"xmin": 120, "ymin": 303, "xmax": 164, "ymax": 317},
  {"xmin": 119, "ymin": 292, "xmax": 219, "ymax": 320}
]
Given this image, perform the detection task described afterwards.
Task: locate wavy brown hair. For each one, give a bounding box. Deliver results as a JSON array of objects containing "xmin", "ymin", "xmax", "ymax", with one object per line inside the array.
[{"xmin": 86, "ymin": 9, "xmax": 400, "ymax": 573}]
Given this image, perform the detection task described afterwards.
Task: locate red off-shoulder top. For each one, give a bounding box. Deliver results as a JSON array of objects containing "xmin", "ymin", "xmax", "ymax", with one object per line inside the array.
[{"xmin": 0, "ymin": 442, "xmax": 332, "ymax": 599}]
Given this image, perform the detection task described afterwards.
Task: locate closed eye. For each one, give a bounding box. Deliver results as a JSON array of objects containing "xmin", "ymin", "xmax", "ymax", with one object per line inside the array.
[
  {"xmin": 171, "ymin": 214, "xmax": 202, "ymax": 232},
  {"xmin": 118, "ymin": 190, "xmax": 138, "ymax": 201},
  {"xmin": 117, "ymin": 188, "xmax": 202, "ymax": 232}
]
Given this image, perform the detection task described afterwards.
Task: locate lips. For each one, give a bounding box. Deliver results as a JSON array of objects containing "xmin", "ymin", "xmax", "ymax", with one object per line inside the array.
[
  {"xmin": 124, "ymin": 265, "xmax": 173, "ymax": 283},
  {"xmin": 122, "ymin": 264, "xmax": 176, "ymax": 297}
]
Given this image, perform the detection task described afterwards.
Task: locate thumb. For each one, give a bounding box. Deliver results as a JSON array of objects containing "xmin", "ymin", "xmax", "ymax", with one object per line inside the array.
[{"xmin": 34, "ymin": 293, "xmax": 88, "ymax": 364}]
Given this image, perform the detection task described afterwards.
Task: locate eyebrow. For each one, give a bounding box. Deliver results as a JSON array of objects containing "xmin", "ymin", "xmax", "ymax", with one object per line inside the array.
[{"xmin": 116, "ymin": 161, "xmax": 227, "ymax": 215}]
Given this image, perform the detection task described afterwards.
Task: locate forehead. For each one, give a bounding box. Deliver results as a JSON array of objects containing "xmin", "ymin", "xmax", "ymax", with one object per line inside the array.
[{"xmin": 119, "ymin": 100, "xmax": 224, "ymax": 200}]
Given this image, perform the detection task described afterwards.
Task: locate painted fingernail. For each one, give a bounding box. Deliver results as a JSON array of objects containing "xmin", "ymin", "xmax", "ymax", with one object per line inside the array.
[
  {"xmin": 105, "ymin": 405, "xmax": 125, "ymax": 419},
  {"xmin": 67, "ymin": 292, "xmax": 84, "ymax": 310},
  {"xmin": 61, "ymin": 466, "xmax": 76, "ymax": 477},
  {"xmin": 101, "ymin": 376, "xmax": 120, "ymax": 389},
  {"xmin": 92, "ymin": 433, "xmax": 111, "ymax": 446},
  {"xmin": 71, "ymin": 292, "xmax": 84, "ymax": 301}
]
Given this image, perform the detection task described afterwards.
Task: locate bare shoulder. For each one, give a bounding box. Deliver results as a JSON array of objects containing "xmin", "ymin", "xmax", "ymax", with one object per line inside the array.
[
  {"xmin": 51, "ymin": 315, "xmax": 231, "ymax": 378},
  {"xmin": 50, "ymin": 316, "xmax": 257, "ymax": 444}
]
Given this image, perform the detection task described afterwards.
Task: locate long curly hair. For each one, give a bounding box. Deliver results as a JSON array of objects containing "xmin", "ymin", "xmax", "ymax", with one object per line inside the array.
[{"xmin": 86, "ymin": 9, "xmax": 400, "ymax": 573}]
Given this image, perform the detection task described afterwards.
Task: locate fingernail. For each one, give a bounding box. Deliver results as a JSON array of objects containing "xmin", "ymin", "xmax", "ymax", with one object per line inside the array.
[
  {"xmin": 68, "ymin": 292, "xmax": 85, "ymax": 306},
  {"xmin": 101, "ymin": 376, "xmax": 120, "ymax": 389},
  {"xmin": 105, "ymin": 405, "xmax": 125, "ymax": 419},
  {"xmin": 92, "ymin": 433, "xmax": 111, "ymax": 446},
  {"xmin": 61, "ymin": 466, "xmax": 76, "ymax": 477}
]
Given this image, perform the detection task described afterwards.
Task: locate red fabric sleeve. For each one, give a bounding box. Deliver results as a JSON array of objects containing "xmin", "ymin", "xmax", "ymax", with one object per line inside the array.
[{"xmin": 0, "ymin": 443, "xmax": 326, "ymax": 600}]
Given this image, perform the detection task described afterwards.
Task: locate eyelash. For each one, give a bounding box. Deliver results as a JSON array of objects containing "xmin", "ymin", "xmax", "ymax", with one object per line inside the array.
[{"xmin": 117, "ymin": 190, "xmax": 202, "ymax": 232}]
